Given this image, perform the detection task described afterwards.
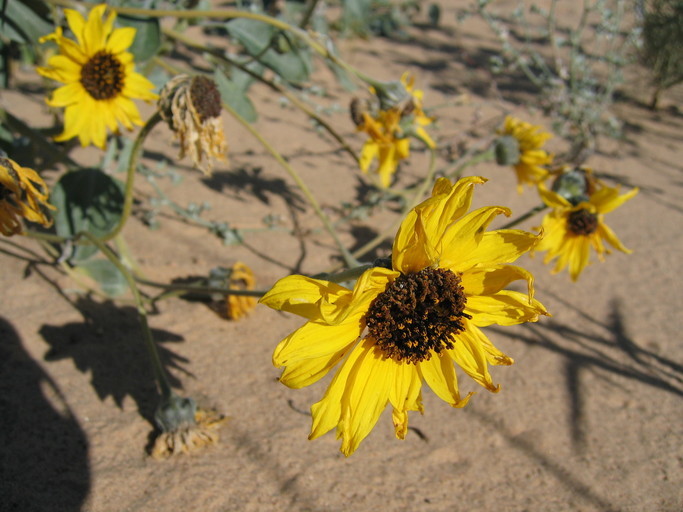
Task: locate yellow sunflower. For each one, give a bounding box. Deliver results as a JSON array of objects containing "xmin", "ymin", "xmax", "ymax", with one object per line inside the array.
[
  {"xmin": 37, "ymin": 4, "xmax": 158, "ymax": 149},
  {"xmin": 0, "ymin": 157, "xmax": 55, "ymax": 236},
  {"xmin": 358, "ymin": 109, "xmax": 410, "ymax": 188},
  {"xmin": 533, "ymin": 182, "xmax": 639, "ymax": 281},
  {"xmin": 498, "ymin": 116, "xmax": 553, "ymax": 191},
  {"xmin": 400, "ymin": 72, "xmax": 435, "ymax": 149},
  {"xmin": 260, "ymin": 176, "xmax": 548, "ymax": 456}
]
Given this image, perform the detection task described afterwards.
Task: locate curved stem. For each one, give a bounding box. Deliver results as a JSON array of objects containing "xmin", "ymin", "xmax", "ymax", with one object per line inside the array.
[
  {"xmin": 135, "ymin": 276, "xmax": 267, "ymax": 297},
  {"xmin": 77, "ymin": 231, "xmax": 172, "ymax": 398},
  {"xmin": 326, "ymin": 142, "xmax": 439, "ymax": 273},
  {"xmin": 100, "ymin": 111, "xmax": 162, "ymax": 243},
  {"xmin": 221, "ymin": 100, "xmax": 359, "ymax": 269},
  {"xmin": 499, "ymin": 203, "xmax": 547, "ymax": 229}
]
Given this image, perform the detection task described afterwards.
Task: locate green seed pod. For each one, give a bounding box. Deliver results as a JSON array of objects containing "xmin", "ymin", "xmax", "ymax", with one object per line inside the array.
[{"xmin": 494, "ymin": 135, "xmax": 521, "ymax": 166}]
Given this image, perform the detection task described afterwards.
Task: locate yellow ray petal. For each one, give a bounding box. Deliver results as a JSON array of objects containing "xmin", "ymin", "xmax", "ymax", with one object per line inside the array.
[
  {"xmin": 393, "ymin": 210, "xmax": 437, "ymax": 274},
  {"xmin": 272, "ymin": 313, "xmax": 363, "ymax": 367},
  {"xmin": 309, "ymin": 339, "xmax": 369, "ymax": 442},
  {"xmin": 597, "ymin": 221, "xmax": 631, "ymax": 253},
  {"xmin": 47, "ymin": 82, "xmax": 86, "ymax": 107},
  {"xmin": 339, "ymin": 341, "xmax": 394, "ymax": 456},
  {"xmin": 461, "ymin": 264, "xmax": 535, "ymax": 301},
  {"xmin": 592, "ymin": 186, "xmax": 639, "ymax": 214},
  {"xmin": 106, "ymin": 27, "xmax": 136, "ymax": 54},
  {"xmin": 455, "ymin": 228, "xmax": 541, "ymax": 271},
  {"xmin": 450, "ymin": 324, "xmax": 499, "ymax": 392},
  {"xmin": 439, "ymin": 206, "xmax": 511, "ymax": 270},
  {"xmin": 279, "ymin": 344, "xmax": 354, "ymax": 389},
  {"xmin": 460, "ymin": 323, "xmax": 514, "ymax": 366},
  {"xmin": 569, "ymin": 235, "xmax": 591, "ymax": 281},
  {"xmin": 418, "ymin": 351, "xmax": 474, "ymax": 407},
  {"xmin": 466, "ymin": 290, "xmax": 547, "ymax": 327}
]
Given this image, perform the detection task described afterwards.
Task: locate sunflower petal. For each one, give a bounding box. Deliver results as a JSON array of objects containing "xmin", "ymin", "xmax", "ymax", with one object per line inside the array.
[
  {"xmin": 591, "ymin": 186, "xmax": 639, "ymax": 214},
  {"xmin": 466, "ymin": 290, "xmax": 548, "ymax": 326},
  {"xmin": 418, "ymin": 351, "xmax": 473, "ymax": 407},
  {"xmin": 272, "ymin": 314, "xmax": 363, "ymax": 367},
  {"xmin": 597, "ymin": 221, "xmax": 631, "ymax": 253},
  {"xmin": 279, "ymin": 344, "xmax": 354, "ymax": 389},
  {"xmin": 259, "ymin": 275, "xmax": 351, "ymax": 321},
  {"xmin": 450, "ymin": 323, "xmax": 499, "ymax": 392},
  {"xmin": 338, "ymin": 341, "xmax": 394, "ymax": 456},
  {"xmin": 461, "ymin": 264, "xmax": 535, "ymax": 301}
]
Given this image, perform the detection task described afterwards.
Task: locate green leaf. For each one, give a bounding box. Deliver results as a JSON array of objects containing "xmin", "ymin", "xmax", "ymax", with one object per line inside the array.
[
  {"xmin": 214, "ymin": 69, "xmax": 258, "ymax": 123},
  {"xmin": 0, "ymin": 0, "xmax": 52, "ymax": 44},
  {"xmin": 76, "ymin": 259, "xmax": 128, "ymax": 297},
  {"xmin": 116, "ymin": 14, "xmax": 161, "ymax": 62},
  {"xmin": 225, "ymin": 18, "xmax": 312, "ymax": 84},
  {"xmin": 50, "ymin": 168, "xmax": 125, "ymax": 262}
]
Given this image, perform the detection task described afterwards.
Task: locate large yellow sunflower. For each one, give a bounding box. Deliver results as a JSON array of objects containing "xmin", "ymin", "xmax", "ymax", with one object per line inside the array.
[
  {"xmin": 498, "ymin": 116, "xmax": 553, "ymax": 191},
  {"xmin": 533, "ymin": 182, "xmax": 638, "ymax": 281},
  {"xmin": 0, "ymin": 157, "xmax": 55, "ymax": 236},
  {"xmin": 260, "ymin": 176, "xmax": 548, "ymax": 456},
  {"xmin": 37, "ymin": 4, "xmax": 157, "ymax": 149}
]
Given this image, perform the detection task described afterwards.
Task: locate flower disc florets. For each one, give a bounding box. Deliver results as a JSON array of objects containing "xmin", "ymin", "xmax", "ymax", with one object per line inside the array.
[
  {"xmin": 567, "ymin": 208, "xmax": 598, "ymax": 235},
  {"xmin": 366, "ymin": 267, "xmax": 470, "ymax": 364},
  {"xmin": 80, "ymin": 50, "xmax": 125, "ymax": 100}
]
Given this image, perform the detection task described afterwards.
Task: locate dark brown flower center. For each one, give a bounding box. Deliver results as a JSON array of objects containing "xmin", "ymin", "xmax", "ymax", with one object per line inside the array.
[
  {"xmin": 568, "ymin": 208, "xmax": 598, "ymax": 235},
  {"xmin": 366, "ymin": 267, "xmax": 470, "ymax": 364},
  {"xmin": 190, "ymin": 76, "xmax": 222, "ymax": 123},
  {"xmin": 80, "ymin": 51, "xmax": 125, "ymax": 100}
]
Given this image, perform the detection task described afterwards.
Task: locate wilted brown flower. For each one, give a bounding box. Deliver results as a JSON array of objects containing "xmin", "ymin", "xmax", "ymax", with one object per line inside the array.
[
  {"xmin": 151, "ymin": 407, "xmax": 228, "ymax": 459},
  {"xmin": 159, "ymin": 75, "xmax": 227, "ymax": 174},
  {"xmin": 226, "ymin": 262, "xmax": 257, "ymax": 320}
]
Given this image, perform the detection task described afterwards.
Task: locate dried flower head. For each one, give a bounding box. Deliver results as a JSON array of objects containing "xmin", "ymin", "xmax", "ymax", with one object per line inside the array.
[
  {"xmin": 0, "ymin": 157, "xmax": 55, "ymax": 236},
  {"xmin": 225, "ymin": 262, "xmax": 257, "ymax": 320},
  {"xmin": 159, "ymin": 74, "xmax": 227, "ymax": 175},
  {"xmin": 151, "ymin": 407, "xmax": 228, "ymax": 459}
]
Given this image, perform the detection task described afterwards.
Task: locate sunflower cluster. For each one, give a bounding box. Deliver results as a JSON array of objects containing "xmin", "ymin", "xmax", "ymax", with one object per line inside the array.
[{"xmin": 494, "ymin": 117, "xmax": 638, "ymax": 281}]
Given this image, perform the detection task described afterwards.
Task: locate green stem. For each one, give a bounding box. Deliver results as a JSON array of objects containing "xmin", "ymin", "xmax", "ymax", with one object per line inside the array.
[
  {"xmin": 136, "ymin": 277, "xmax": 267, "ymax": 297},
  {"xmin": 77, "ymin": 231, "xmax": 172, "ymax": 398},
  {"xmin": 499, "ymin": 204, "xmax": 547, "ymax": 229},
  {"xmin": 221, "ymin": 100, "xmax": 359, "ymax": 269},
  {"xmin": 100, "ymin": 111, "xmax": 162, "ymax": 243},
  {"xmin": 317, "ymin": 263, "xmax": 373, "ymax": 283}
]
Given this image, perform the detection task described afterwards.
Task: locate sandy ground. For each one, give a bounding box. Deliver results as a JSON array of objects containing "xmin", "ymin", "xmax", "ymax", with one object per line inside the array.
[{"xmin": 1, "ymin": 2, "xmax": 682, "ymax": 511}]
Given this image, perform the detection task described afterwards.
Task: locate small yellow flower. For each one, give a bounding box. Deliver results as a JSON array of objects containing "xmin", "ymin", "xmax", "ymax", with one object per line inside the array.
[
  {"xmin": 260, "ymin": 176, "xmax": 548, "ymax": 456},
  {"xmin": 151, "ymin": 407, "xmax": 228, "ymax": 459},
  {"xmin": 533, "ymin": 182, "xmax": 639, "ymax": 281},
  {"xmin": 498, "ymin": 116, "xmax": 554, "ymax": 191},
  {"xmin": 400, "ymin": 72, "xmax": 435, "ymax": 149},
  {"xmin": 0, "ymin": 157, "xmax": 55, "ymax": 236},
  {"xmin": 355, "ymin": 73, "xmax": 435, "ymax": 188},
  {"xmin": 37, "ymin": 4, "xmax": 158, "ymax": 149},
  {"xmin": 225, "ymin": 262, "xmax": 257, "ymax": 320},
  {"xmin": 159, "ymin": 75, "xmax": 227, "ymax": 175},
  {"xmin": 358, "ymin": 109, "xmax": 411, "ymax": 188}
]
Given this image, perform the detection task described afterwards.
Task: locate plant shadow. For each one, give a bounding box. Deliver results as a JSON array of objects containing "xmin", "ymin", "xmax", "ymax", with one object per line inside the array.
[
  {"xmin": 0, "ymin": 317, "xmax": 91, "ymax": 512},
  {"xmin": 40, "ymin": 297, "xmax": 191, "ymax": 426}
]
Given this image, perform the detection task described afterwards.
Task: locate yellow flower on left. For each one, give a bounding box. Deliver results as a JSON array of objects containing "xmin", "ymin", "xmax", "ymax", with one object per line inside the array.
[
  {"xmin": 0, "ymin": 157, "xmax": 55, "ymax": 236},
  {"xmin": 37, "ymin": 4, "xmax": 158, "ymax": 149}
]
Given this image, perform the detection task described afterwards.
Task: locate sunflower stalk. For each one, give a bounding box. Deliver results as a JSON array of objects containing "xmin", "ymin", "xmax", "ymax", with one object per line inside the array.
[{"xmin": 221, "ymin": 100, "xmax": 360, "ymax": 269}]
